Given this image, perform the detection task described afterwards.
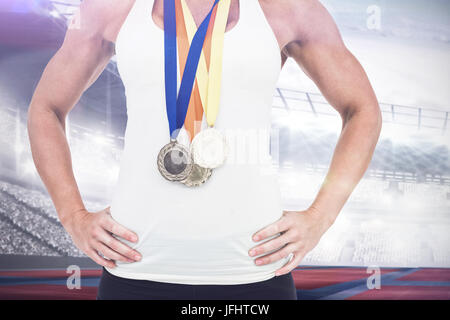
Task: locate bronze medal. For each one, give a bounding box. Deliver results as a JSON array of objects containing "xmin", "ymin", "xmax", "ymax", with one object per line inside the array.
[{"xmin": 181, "ymin": 164, "xmax": 213, "ymax": 187}]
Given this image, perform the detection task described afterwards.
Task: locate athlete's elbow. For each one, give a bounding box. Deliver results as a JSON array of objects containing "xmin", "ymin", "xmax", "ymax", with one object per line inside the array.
[
  {"xmin": 340, "ymin": 99, "xmax": 382, "ymax": 132},
  {"xmin": 28, "ymin": 99, "xmax": 64, "ymax": 136}
]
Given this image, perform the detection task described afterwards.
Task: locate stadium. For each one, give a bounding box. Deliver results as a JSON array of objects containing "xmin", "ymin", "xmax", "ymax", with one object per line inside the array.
[{"xmin": 0, "ymin": 0, "xmax": 449, "ymax": 300}]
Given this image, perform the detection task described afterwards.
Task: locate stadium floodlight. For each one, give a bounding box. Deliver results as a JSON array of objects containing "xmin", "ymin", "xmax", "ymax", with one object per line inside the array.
[
  {"xmin": 48, "ymin": 0, "xmax": 80, "ymax": 19},
  {"xmin": 93, "ymin": 135, "xmax": 110, "ymax": 146},
  {"xmin": 48, "ymin": 9, "xmax": 60, "ymax": 18}
]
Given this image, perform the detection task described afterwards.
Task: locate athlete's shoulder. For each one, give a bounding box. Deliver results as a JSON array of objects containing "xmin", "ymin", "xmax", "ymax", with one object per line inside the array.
[
  {"xmin": 259, "ymin": 0, "xmax": 341, "ymax": 47},
  {"xmin": 72, "ymin": 0, "xmax": 135, "ymax": 43},
  {"xmin": 259, "ymin": 0, "xmax": 318, "ymax": 17}
]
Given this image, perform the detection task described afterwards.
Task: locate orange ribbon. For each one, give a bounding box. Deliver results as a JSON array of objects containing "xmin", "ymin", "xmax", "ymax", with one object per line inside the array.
[{"xmin": 176, "ymin": 0, "xmax": 217, "ymax": 141}]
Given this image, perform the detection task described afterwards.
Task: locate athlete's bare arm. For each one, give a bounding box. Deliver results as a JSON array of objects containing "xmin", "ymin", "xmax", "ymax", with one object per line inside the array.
[
  {"xmin": 281, "ymin": 0, "xmax": 382, "ymax": 223},
  {"xmin": 27, "ymin": 0, "xmax": 141, "ymax": 268},
  {"xmin": 251, "ymin": 0, "xmax": 382, "ymax": 274}
]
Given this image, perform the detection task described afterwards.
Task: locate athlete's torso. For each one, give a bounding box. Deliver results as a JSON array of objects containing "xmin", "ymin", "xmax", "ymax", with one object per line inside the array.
[{"xmin": 106, "ymin": 0, "xmax": 290, "ymax": 285}]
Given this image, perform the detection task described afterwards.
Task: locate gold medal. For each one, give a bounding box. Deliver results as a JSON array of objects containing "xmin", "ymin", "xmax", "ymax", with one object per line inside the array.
[{"xmin": 190, "ymin": 127, "xmax": 229, "ymax": 169}]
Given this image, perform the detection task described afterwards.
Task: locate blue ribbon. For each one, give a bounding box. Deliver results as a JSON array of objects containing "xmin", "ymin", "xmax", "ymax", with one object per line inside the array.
[{"xmin": 164, "ymin": 0, "xmax": 221, "ymax": 138}]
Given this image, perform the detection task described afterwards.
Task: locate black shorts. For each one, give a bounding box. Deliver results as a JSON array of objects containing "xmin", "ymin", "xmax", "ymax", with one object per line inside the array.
[{"xmin": 97, "ymin": 268, "xmax": 297, "ymax": 300}]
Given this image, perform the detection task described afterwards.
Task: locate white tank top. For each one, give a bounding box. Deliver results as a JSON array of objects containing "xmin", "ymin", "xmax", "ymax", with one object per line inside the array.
[{"xmin": 107, "ymin": 0, "xmax": 289, "ymax": 285}]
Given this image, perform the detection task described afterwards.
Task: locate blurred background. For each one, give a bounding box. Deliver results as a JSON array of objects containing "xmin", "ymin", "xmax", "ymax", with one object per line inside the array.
[{"xmin": 0, "ymin": 0, "xmax": 449, "ymax": 299}]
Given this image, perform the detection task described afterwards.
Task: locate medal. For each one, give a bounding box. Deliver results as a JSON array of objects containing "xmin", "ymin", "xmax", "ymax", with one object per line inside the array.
[
  {"xmin": 190, "ymin": 127, "xmax": 229, "ymax": 169},
  {"xmin": 181, "ymin": 164, "xmax": 213, "ymax": 187},
  {"xmin": 158, "ymin": 0, "xmax": 221, "ymax": 182},
  {"xmin": 158, "ymin": 140, "xmax": 193, "ymax": 181}
]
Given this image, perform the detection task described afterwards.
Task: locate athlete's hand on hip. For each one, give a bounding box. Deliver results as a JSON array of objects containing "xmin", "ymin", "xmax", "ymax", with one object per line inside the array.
[
  {"xmin": 63, "ymin": 207, "xmax": 141, "ymax": 268},
  {"xmin": 249, "ymin": 207, "xmax": 331, "ymax": 276}
]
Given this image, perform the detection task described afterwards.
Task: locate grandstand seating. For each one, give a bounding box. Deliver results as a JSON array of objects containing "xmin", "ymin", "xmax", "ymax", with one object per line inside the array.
[{"xmin": 1, "ymin": 177, "xmax": 449, "ymax": 267}]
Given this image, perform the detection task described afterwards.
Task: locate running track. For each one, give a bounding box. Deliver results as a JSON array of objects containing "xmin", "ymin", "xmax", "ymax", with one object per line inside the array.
[{"xmin": 0, "ymin": 266, "xmax": 449, "ymax": 300}]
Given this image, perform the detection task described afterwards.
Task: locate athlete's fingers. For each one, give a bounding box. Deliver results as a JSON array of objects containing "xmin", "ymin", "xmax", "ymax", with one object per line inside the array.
[
  {"xmin": 254, "ymin": 243, "xmax": 297, "ymax": 266},
  {"xmin": 275, "ymin": 251, "xmax": 306, "ymax": 276},
  {"xmin": 101, "ymin": 212, "xmax": 138, "ymax": 243},
  {"xmin": 95, "ymin": 242, "xmax": 135, "ymax": 263},
  {"xmin": 87, "ymin": 248, "xmax": 116, "ymax": 268},
  {"xmin": 96, "ymin": 229, "xmax": 142, "ymax": 262},
  {"xmin": 252, "ymin": 214, "xmax": 292, "ymax": 242},
  {"xmin": 249, "ymin": 230, "xmax": 293, "ymax": 257}
]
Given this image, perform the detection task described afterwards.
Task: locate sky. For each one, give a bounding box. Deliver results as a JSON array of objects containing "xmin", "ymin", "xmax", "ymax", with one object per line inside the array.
[{"xmin": 322, "ymin": 0, "xmax": 450, "ymax": 42}]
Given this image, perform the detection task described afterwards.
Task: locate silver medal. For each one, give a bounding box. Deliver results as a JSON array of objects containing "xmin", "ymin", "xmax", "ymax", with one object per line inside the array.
[{"xmin": 157, "ymin": 141, "xmax": 193, "ymax": 181}]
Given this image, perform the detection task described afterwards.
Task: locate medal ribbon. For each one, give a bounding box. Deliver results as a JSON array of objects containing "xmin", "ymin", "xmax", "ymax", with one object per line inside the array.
[
  {"xmin": 164, "ymin": 0, "xmax": 221, "ymax": 138},
  {"xmin": 181, "ymin": 0, "xmax": 231, "ymax": 128},
  {"xmin": 204, "ymin": 0, "xmax": 231, "ymax": 127},
  {"xmin": 176, "ymin": 0, "xmax": 217, "ymax": 140}
]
